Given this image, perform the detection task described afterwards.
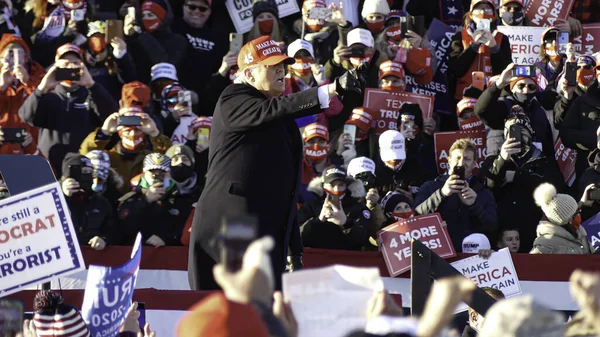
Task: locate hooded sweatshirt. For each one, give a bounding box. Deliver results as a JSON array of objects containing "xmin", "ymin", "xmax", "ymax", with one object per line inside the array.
[
  {"xmin": 0, "ymin": 34, "xmax": 45, "ymax": 155},
  {"xmin": 126, "ymin": 1, "xmax": 188, "ymax": 84}
]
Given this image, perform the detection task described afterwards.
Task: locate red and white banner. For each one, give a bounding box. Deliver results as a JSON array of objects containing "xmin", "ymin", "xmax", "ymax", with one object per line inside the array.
[
  {"xmin": 433, "ymin": 130, "xmax": 487, "ymax": 174},
  {"xmin": 378, "ymin": 213, "xmax": 455, "ymax": 276},
  {"xmin": 572, "ymin": 24, "xmax": 600, "ymax": 56},
  {"xmin": 525, "ymin": 0, "xmax": 574, "ymax": 27},
  {"xmin": 554, "ymin": 137, "xmax": 577, "ymax": 186},
  {"xmin": 6, "ymin": 246, "xmax": 598, "ymax": 336},
  {"xmin": 363, "ymin": 88, "xmax": 434, "ymax": 136}
]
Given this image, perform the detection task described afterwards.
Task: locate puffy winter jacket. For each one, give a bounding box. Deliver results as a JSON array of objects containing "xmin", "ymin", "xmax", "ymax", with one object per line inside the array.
[{"xmin": 530, "ymin": 221, "xmax": 593, "ymax": 254}]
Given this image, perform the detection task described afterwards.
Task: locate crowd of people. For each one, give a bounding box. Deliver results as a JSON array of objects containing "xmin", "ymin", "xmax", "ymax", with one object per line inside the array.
[
  {"xmin": 0, "ymin": 0, "xmax": 597, "ymax": 335},
  {"xmin": 0, "ymin": 0, "xmax": 597, "ymax": 256}
]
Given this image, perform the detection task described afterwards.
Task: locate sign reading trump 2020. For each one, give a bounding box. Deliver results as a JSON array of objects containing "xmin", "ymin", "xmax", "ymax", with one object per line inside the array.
[
  {"xmin": 0, "ymin": 182, "xmax": 85, "ymax": 298},
  {"xmin": 378, "ymin": 213, "xmax": 455, "ymax": 277},
  {"xmin": 81, "ymin": 233, "xmax": 142, "ymax": 337}
]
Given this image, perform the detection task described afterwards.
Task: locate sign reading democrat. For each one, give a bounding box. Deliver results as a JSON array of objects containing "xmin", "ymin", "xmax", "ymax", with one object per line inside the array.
[{"xmin": 0, "ymin": 182, "xmax": 85, "ymax": 297}]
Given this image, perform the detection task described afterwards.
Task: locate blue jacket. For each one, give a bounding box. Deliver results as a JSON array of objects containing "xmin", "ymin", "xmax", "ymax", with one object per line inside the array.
[{"xmin": 414, "ymin": 174, "xmax": 498, "ymax": 251}]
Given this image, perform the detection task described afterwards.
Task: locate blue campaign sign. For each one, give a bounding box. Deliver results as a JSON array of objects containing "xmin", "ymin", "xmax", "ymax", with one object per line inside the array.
[
  {"xmin": 405, "ymin": 19, "xmax": 456, "ymax": 115},
  {"xmin": 81, "ymin": 233, "xmax": 142, "ymax": 337},
  {"xmin": 581, "ymin": 213, "xmax": 600, "ymax": 251}
]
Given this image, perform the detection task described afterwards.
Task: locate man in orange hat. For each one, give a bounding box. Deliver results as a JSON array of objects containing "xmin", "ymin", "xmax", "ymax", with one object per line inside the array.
[{"xmin": 189, "ymin": 35, "xmax": 365, "ymax": 291}]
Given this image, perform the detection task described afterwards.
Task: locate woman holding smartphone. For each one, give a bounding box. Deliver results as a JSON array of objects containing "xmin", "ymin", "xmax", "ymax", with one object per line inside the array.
[{"xmin": 447, "ymin": 0, "xmax": 512, "ymax": 102}]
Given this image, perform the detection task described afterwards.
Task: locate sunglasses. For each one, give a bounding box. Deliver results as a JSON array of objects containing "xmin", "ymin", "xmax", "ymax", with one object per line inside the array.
[
  {"xmin": 502, "ymin": 6, "xmax": 523, "ymax": 12},
  {"xmin": 517, "ymin": 83, "xmax": 537, "ymax": 91},
  {"xmin": 185, "ymin": 4, "xmax": 210, "ymax": 12}
]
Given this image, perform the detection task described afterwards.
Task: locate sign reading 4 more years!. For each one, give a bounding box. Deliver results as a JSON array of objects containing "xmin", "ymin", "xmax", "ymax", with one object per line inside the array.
[{"xmin": 0, "ymin": 182, "xmax": 85, "ymax": 297}]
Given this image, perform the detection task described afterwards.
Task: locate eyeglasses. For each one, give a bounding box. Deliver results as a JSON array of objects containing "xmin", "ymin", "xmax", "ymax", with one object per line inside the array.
[
  {"xmin": 502, "ymin": 5, "xmax": 523, "ymax": 12},
  {"xmin": 517, "ymin": 83, "xmax": 537, "ymax": 91},
  {"xmin": 472, "ymin": 8, "xmax": 495, "ymax": 15},
  {"xmin": 185, "ymin": 4, "xmax": 210, "ymax": 12}
]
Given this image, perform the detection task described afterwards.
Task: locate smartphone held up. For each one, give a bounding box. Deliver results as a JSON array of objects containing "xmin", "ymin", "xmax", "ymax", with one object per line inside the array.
[{"xmin": 220, "ymin": 215, "xmax": 258, "ymax": 273}]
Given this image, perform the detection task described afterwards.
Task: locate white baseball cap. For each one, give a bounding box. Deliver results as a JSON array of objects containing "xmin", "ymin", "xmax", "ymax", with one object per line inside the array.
[
  {"xmin": 379, "ymin": 130, "xmax": 406, "ymax": 162},
  {"xmin": 462, "ymin": 233, "xmax": 491, "ymax": 253},
  {"xmin": 347, "ymin": 157, "xmax": 376, "ymax": 178},
  {"xmin": 347, "ymin": 28, "xmax": 375, "ymax": 48},
  {"xmin": 287, "ymin": 39, "xmax": 315, "ymax": 59},
  {"xmin": 151, "ymin": 62, "xmax": 178, "ymax": 82}
]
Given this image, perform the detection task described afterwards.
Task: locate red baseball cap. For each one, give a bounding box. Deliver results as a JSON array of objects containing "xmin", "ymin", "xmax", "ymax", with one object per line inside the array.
[
  {"xmin": 237, "ymin": 36, "xmax": 294, "ymax": 72},
  {"xmin": 302, "ymin": 123, "xmax": 329, "ymax": 142},
  {"xmin": 379, "ymin": 60, "xmax": 405, "ymax": 80},
  {"xmin": 55, "ymin": 43, "xmax": 82, "ymax": 61}
]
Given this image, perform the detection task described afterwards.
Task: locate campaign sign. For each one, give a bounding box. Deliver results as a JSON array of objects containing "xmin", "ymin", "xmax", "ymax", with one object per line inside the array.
[
  {"xmin": 81, "ymin": 234, "xmax": 142, "ymax": 337},
  {"xmin": 525, "ymin": 0, "xmax": 574, "ymax": 27},
  {"xmin": 572, "ymin": 24, "xmax": 600, "ymax": 56},
  {"xmin": 363, "ymin": 88, "xmax": 434, "ymax": 136},
  {"xmin": 497, "ymin": 26, "xmax": 546, "ymax": 65},
  {"xmin": 0, "ymin": 182, "xmax": 85, "ymax": 298},
  {"xmin": 450, "ymin": 248, "xmax": 522, "ymax": 312},
  {"xmin": 403, "ymin": 19, "xmax": 455, "ymax": 115},
  {"xmin": 226, "ymin": 0, "xmax": 300, "ymax": 33},
  {"xmin": 434, "ymin": 130, "xmax": 487, "ymax": 174},
  {"xmin": 459, "ymin": 117, "xmax": 485, "ymax": 131},
  {"xmin": 378, "ymin": 213, "xmax": 455, "ymax": 277},
  {"xmin": 554, "ymin": 137, "xmax": 577, "ymax": 186},
  {"xmin": 581, "ymin": 213, "xmax": 600, "ymax": 251}
]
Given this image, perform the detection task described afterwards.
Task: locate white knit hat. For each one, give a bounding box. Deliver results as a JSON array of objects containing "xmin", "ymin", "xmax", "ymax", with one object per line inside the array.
[
  {"xmin": 361, "ymin": 0, "xmax": 390, "ymax": 18},
  {"xmin": 533, "ymin": 183, "xmax": 578, "ymax": 225}
]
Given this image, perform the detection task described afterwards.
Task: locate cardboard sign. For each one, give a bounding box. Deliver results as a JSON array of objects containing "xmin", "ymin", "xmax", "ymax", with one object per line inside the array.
[
  {"xmin": 525, "ymin": 0, "xmax": 574, "ymax": 27},
  {"xmin": 0, "ymin": 182, "xmax": 85, "ymax": 298},
  {"xmin": 434, "ymin": 130, "xmax": 487, "ymax": 174},
  {"xmin": 81, "ymin": 234, "xmax": 142, "ymax": 337},
  {"xmin": 572, "ymin": 24, "xmax": 600, "ymax": 56},
  {"xmin": 226, "ymin": 0, "xmax": 300, "ymax": 33},
  {"xmin": 378, "ymin": 213, "xmax": 456, "ymax": 277},
  {"xmin": 459, "ymin": 117, "xmax": 485, "ymax": 131},
  {"xmin": 363, "ymin": 88, "xmax": 434, "ymax": 136},
  {"xmin": 581, "ymin": 213, "xmax": 600, "ymax": 252},
  {"xmin": 554, "ymin": 137, "xmax": 577, "ymax": 187},
  {"xmin": 497, "ymin": 26, "xmax": 546, "ymax": 65},
  {"xmin": 450, "ymin": 248, "xmax": 522, "ymax": 312}
]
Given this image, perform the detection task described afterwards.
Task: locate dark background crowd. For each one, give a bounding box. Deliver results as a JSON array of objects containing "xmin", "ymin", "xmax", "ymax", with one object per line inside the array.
[{"xmin": 0, "ymin": 0, "xmax": 598, "ymax": 259}]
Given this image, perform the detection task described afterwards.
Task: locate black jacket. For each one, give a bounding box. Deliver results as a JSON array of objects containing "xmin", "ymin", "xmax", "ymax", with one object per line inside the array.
[
  {"xmin": 478, "ymin": 150, "xmax": 566, "ymax": 252},
  {"xmin": 117, "ymin": 182, "xmax": 199, "ymax": 246},
  {"xmin": 188, "ymin": 83, "xmax": 322, "ymax": 291},
  {"xmin": 67, "ymin": 193, "xmax": 115, "ymax": 245},
  {"xmin": 474, "ymin": 83, "xmax": 555, "ymax": 157},
  {"xmin": 560, "ymin": 83, "xmax": 600, "ymax": 179},
  {"xmin": 18, "ymin": 85, "xmax": 117, "ymax": 176},
  {"xmin": 579, "ymin": 149, "xmax": 600, "ymax": 221},
  {"xmin": 298, "ymin": 178, "xmax": 371, "ymax": 251},
  {"xmin": 414, "ymin": 175, "xmax": 498, "ymax": 251},
  {"xmin": 125, "ymin": 0, "xmax": 187, "ymax": 84}
]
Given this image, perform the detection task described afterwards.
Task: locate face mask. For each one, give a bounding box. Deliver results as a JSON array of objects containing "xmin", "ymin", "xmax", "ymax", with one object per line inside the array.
[
  {"xmin": 385, "ymin": 26, "xmax": 403, "ymax": 43},
  {"xmin": 171, "ymin": 164, "xmax": 194, "ymax": 183},
  {"xmin": 258, "ymin": 18, "xmax": 274, "ymax": 35},
  {"xmin": 500, "ymin": 11, "xmax": 523, "ymax": 26},
  {"xmin": 88, "ymin": 36, "xmax": 107, "ymax": 53},
  {"xmin": 291, "ymin": 58, "xmax": 313, "ymax": 76},
  {"xmin": 306, "ymin": 18, "xmax": 323, "ymax": 32},
  {"xmin": 324, "ymin": 188, "xmax": 345, "ymax": 196},
  {"xmin": 305, "ymin": 144, "xmax": 328, "ymax": 162},
  {"xmin": 350, "ymin": 55, "xmax": 372, "ymax": 67},
  {"xmin": 578, "ymin": 68, "xmax": 596, "ymax": 87},
  {"xmin": 355, "ymin": 129, "xmax": 369, "ymax": 142},
  {"xmin": 391, "ymin": 211, "xmax": 414, "ymax": 221},
  {"xmin": 365, "ymin": 20, "xmax": 384, "ymax": 34},
  {"xmin": 118, "ymin": 129, "xmax": 145, "ymax": 151},
  {"xmin": 513, "ymin": 92, "xmax": 536, "ymax": 104},
  {"xmin": 381, "ymin": 83, "xmax": 405, "ymax": 93},
  {"xmin": 143, "ymin": 17, "xmax": 161, "ymax": 33},
  {"xmin": 384, "ymin": 160, "xmax": 404, "ymax": 171},
  {"xmin": 572, "ymin": 214, "xmax": 582, "ymax": 229},
  {"xmin": 79, "ymin": 174, "xmax": 94, "ymax": 193},
  {"xmin": 91, "ymin": 182, "xmax": 104, "ymax": 193}
]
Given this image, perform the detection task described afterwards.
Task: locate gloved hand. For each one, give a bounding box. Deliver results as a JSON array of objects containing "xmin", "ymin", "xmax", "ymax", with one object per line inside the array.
[
  {"xmin": 285, "ymin": 255, "xmax": 304, "ymax": 272},
  {"xmin": 335, "ymin": 64, "xmax": 368, "ymax": 97}
]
